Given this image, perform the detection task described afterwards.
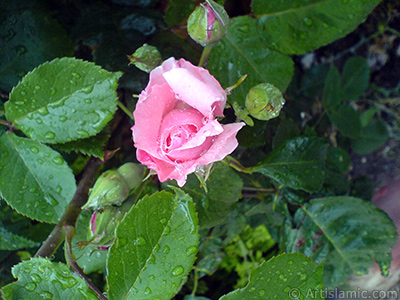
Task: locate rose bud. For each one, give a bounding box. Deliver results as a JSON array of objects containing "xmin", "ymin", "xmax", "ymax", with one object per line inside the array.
[
  {"xmin": 82, "ymin": 162, "xmax": 145, "ymax": 210},
  {"xmin": 245, "ymin": 83, "xmax": 286, "ymax": 121},
  {"xmin": 131, "ymin": 57, "xmax": 245, "ymax": 187},
  {"xmin": 187, "ymin": 0, "xmax": 230, "ymax": 47},
  {"xmin": 128, "ymin": 44, "xmax": 162, "ymax": 73},
  {"xmin": 87, "ymin": 200, "xmax": 133, "ymax": 249}
]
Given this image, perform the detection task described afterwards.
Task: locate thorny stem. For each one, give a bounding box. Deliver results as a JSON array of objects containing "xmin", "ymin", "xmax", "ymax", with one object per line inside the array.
[
  {"xmin": 34, "ymin": 157, "xmax": 103, "ymax": 258},
  {"xmin": 198, "ymin": 46, "xmax": 213, "ymax": 68},
  {"xmin": 64, "ymin": 226, "xmax": 108, "ymax": 300},
  {"xmin": 117, "ymin": 100, "xmax": 134, "ymax": 121},
  {"xmin": 242, "ymin": 186, "xmax": 276, "ymax": 193}
]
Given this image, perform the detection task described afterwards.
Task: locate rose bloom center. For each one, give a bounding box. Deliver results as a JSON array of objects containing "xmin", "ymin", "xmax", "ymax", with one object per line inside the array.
[{"xmin": 159, "ymin": 107, "xmax": 213, "ymax": 162}]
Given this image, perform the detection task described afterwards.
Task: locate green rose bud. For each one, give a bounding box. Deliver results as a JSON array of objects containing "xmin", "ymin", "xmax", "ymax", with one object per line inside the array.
[
  {"xmin": 245, "ymin": 83, "xmax": 285, "ymax": 121},
  {"xmin": 82, "ymin": 163, "xmax": 145, "ymax": 210},
  {"xmin": 86, "ymin": 200, "xmax": 133, "ymax": 249},
  {"xmin": 128, "ymin": 44, "xmax": 162, "ymax": 73},
  {"xmin": 187, "ymin": 0, "xmax": 230, "ymax": 47}
]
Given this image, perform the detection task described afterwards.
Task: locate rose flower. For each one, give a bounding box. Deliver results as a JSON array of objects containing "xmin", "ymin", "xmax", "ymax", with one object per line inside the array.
[{"xmin": 132, "ymin": 57, "xmax": 244, "ymax": 186}]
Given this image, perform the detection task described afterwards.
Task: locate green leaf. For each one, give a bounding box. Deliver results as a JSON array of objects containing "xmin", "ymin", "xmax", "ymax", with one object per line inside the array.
[
  {"xmin": 0, "ymin": 226, "xmax": 39, "ymax": 250},
  {"xmin": 53, "ymin": 130, "xmax": 110, "ymax": 160},
  {"xmin": 106, "ymin": 190, "xmax": 199, "ymax": 300},
  {"xmin": 207, "ymin": 16, "xmax": 294, "ymax": 107},
  {"xmin": 351, "ymin": 120, "xmax": 389, "ymax": 154},
  {"xmin": 219, "ymin": 253, "xmax": 324, "ymax": 300},
  {"xmin": 5, "ymin": 57, "xmax": 122, "ymax": 144},
  {"xmin": 164, "ymin": 0, "xmax": 196, "ymax": 26},
  {"xmin": 0, "ymin": 9, "xmax": 74, "ymax": 92},
  {"xmin": 286, "ymin": 196, "xmax": 397, "ymax": 287},
  {"xmin": 324, "ymin": 146, "xmax": 350, "ymax": 194},
  {"xmin": 328, "ymin": 104, "xmax": 361, "ymax": 138},
  {"xmin": 251, "ymin": 137, "xmax": 328, "ymax": 193},
  {"xmin": 322, "ymin": 65, "xmax": 342, "ymax": 109},
  {"xmin": 0, "ymin": 257, "xmax": 98, "ymax": 300},
  {"xmin": 181, "ymin": 162, "xmax": 243, "ymax": 228},
  {"xmin": 341, "ymin": 56, "xmax": 370, "ymax": 101},
  {"xmin": 254, "ymin": 0, "xmax": 381, "ymax": 55},
  {"xmin": 0, "ymin": 132, "xmax": 76, "ymax": 223}
]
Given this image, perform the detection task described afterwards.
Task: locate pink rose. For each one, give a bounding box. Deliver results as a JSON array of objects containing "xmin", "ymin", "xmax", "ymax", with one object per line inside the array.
[{"xmin": 131, "ymin": 57, "xmax": 244, "ymax": 187}]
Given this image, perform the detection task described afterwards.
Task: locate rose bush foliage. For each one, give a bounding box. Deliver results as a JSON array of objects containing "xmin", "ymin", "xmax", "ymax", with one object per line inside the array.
[{"xmin": 132, "ymin": 57, "xmax": 244, "ymax": 186}]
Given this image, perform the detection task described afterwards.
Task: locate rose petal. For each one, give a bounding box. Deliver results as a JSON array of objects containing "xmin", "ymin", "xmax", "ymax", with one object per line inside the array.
[
  {"xmin": 132, "ymin": 84, "xmax": 176, "ymax": 159},
  {"xmin": 163, "ymin": 63, "xmax": 226, "ymax": 117},
  {"xmin": 176, "ymin": 59, "xmax": 226, "ymax": 116},
  {"xmin": 180, "ymin": 118, "xmax": 223, "ymax": 149},
  {"xmin": 197, "ymin": 122, "xmax": 245, "ymax": 166}
]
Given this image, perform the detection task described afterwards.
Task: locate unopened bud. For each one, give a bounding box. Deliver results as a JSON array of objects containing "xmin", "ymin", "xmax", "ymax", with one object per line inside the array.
[
  {"xmin": 82, "ymin": 163, "xmax": 145, "ymax": 210},
  {"xmin": 128, "ymin": 44, "xmax": 162, "ymax": 73},
  {"xmin": 187, "ymin": 0, "xmax": 229, "ymax": 47},
  {"xmin": 86, "ymin": 200, "xmax": 132, "ymax": 249},
  {"xmin": 245, "ymin": 83, "xmax": 285, "ymax": 121}
]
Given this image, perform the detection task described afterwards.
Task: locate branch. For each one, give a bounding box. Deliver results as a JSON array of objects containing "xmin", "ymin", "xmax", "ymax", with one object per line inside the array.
[
  {"xmin": 64, "ymin": 225, "xmax": 108, "ymax": 300},
  {"xmin": 34, "ymin": 157, "xmax": 102, "ymax": 258}
]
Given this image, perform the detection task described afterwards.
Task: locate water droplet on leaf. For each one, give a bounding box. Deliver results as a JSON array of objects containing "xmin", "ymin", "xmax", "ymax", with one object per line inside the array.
[{"xmin": 171, "ymin": 265, "xmax": 184, "ymax": 276}]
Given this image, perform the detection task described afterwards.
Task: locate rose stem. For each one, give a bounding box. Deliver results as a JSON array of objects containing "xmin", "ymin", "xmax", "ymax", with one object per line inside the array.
[
  {"xmin": 64, "ymin": 225, "xmax": 108, "ymax": 300},
  {"xmin": 198, "ymin": 46, "xmax": 213, "ymax": 67},
  {"xmin": 117, "ymin": 100, "xmax": 134, "ymax": 121},
  {"xmin": 34, "ymin": 157, "xmax": 102, "ymax": 258},
  {"xmin": 0, "ymin": 119, "xmax": 12, "ymax": 127}
]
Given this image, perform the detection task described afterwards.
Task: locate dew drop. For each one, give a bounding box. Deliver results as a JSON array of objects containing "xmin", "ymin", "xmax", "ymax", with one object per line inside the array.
[
  {"xmin": 171, "ymin": 265, "xmax": 184, "ymax": 276},
  {"xmin": 76, "ymin": 130, "xmax": 89, "ymax": 138},
  {"xmin": 24, "ymin": 282, "xmax": 36, "ymax": 291},
  {"xmin": 36, "ymin": 117, "xmax": 43, "ymax": 124},
  {"xmin": 186, "ymin": 245, "xmax": 197, "ymax": 256},
  {"xmin": 59, "ymin": 116, "xmax": 67, "ymax": 122},
  {"xmin": 53, "ymin": 156, "xmax": 64, "ymax": 165},
  {"xmin": 56, "ymin": 186, "xmax": 62, "ymax": 194},
  {"xmin": 72, "ymin": 72, "xmax": 81, "ymax": 79},
  {"xmin": 38, "ymin": 107, "xmax": 49, "ymax": 116},
  {"xmin": 50, "ymin": 88, "xmax": 57, "ymax": 95},
  {"xmin": 39, "ymin": 291, "xmax": 53, "ymax": 299},
  {"xmin": 30, "ymin": 146, "xmax": 39, "ymax": 153},
  {"xmin": 134, "ymin": 236, "xmax": 146, "ymax": 246},
  {"xmin": 144, "ymin": 287, "xmax": 152, "ymax": 295},
  {"xmin": 162, "ymin": 245, "xmax": 170, "ymax": 254},
  {"xmin": 45, "ymin": 132, "xmax": 56, "ymax": 139},
  {"xmin": 82, "ymin": 85, "xmax": 94, "ymax": 94},
  {"xmin": 164, "ymin": 225, "xmax": 171, "ymax": 235},
  {"xmin": 148, "ymin": 275, "xmax": 155, "ymax": 280},
  {"xmin": 84, "ymin": 99, "xmax": 92, "ymax": 104},
  {"xmin": 30, "ymin": 273, "xmax": 42, "ymax": 283},
  {"xmin": 259, "ymin": 289, "xmax": 266, "ymax": 296},
  {"xmin": 15, "ymin": 101, "xmax": 24, "ymax": 105}
]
